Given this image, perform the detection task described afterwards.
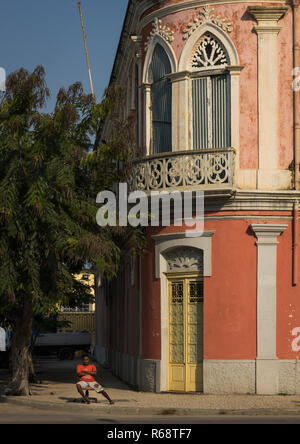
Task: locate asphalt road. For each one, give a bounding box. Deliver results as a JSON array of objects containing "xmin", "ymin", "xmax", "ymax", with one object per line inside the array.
[{"xmin": 1, "ymin": 403, "xmax": 300, "ymax": 425}]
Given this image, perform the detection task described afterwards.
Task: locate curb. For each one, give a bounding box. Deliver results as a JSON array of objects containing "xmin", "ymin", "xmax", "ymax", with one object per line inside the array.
[{"xmin": 2, "ymin": 396, "xmax": 300, "ymax": 417}]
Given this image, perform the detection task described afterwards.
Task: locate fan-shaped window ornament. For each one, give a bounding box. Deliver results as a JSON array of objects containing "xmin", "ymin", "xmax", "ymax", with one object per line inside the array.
[{"xmin": 191, "ymin": 33, "xmax": 229, "ymax": 70}]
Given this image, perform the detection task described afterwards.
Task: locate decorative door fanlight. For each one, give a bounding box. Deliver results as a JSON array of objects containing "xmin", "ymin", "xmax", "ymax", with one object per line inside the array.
[
  {"xmin": 165, "ymin": 248, "xmax": 203, "ymax": 272},
  {"xmin": 190, "ymin": 33, "xmax": 229, "ymax": 70}
]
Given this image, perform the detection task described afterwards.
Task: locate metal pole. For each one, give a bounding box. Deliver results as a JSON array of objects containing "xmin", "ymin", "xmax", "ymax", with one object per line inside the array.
[
  {"xmin": 78, "ymin": 1, "xmax": 95, "ymax": 98},
  {"xmin": 293, "ymin": 201, "xmax": 299, "ymax": 286}
]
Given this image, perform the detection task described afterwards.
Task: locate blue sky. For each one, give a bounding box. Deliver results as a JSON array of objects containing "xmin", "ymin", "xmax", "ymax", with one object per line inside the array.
[{"xmin": 0, "ymin": 0, "xmax": 128, "ymax": 111}]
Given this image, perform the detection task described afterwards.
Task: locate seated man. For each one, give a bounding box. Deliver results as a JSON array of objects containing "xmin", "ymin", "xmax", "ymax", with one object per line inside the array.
[{"xmin": 76, "ymin": 354, "xmax": 114, "ymax": 405}]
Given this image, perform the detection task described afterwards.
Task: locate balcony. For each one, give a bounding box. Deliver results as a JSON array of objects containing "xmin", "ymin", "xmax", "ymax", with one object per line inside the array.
[{"xmin": 128, "ymin": 148, "xmax": 235, "ymax": 194}]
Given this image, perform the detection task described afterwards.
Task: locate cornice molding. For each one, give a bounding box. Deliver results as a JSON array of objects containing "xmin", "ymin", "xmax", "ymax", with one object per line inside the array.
[
  {"xmin": 205, "ymin": 189, "xmax": 300, "ymax": 212},
  {"xmin": 138, "ymin": 1, "xmax": 291, "ymax": 32},
  {"xmin": 152, "ymin": 231, "xmax": 215, "ymax": 242}
]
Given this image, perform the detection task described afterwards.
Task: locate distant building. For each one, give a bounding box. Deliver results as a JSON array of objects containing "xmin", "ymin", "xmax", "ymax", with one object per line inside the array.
[
  {"xmin": 61, "ymin": 270, "xmax": 95, "ymax": 314},
  {"xmin": 58, "ymin": 270, "xmax": 95, "ymax": 344},
  {"xmin": 94, "ymin": 0, "xmax": 300, "ymax": 394}
]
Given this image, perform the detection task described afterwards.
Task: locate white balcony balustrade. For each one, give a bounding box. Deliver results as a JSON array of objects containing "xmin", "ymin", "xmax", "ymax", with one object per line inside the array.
[{"xmin": 129, "ymin": 148, "xmax": 235, "ymax": 192}]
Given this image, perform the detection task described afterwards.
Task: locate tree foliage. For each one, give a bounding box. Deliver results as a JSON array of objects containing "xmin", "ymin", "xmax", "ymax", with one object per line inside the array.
[{"xmin": 0, "ymin": 66, "xmax": 143, "ymax": 395}]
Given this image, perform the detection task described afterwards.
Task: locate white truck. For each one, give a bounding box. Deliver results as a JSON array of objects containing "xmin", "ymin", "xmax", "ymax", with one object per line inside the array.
[
  {"xmin": 34, "ymin": 332, "xmax": 91, "ymax": 360},
  {"xmin": 0, "ymin": 327, "xmax": 11, "ymax": 368}
]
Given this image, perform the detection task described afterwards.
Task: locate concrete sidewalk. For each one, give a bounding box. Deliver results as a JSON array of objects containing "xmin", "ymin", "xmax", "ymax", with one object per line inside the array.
[{"xmin": 1, "ymin": 356, "xmax": 300, "ymax": 416}]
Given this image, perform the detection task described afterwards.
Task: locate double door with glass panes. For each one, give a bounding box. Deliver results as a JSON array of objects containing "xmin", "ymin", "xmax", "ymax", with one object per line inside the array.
[{"xmin": 168, "ymin": 275, "xmax": 204, "ymax": 392}]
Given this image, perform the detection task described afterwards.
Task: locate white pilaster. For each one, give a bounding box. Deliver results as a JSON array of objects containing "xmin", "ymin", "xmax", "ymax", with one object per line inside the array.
[
  {"xmin": 251, "ymin": 223, "xmax": 288, "ymax": 394},
  {"xmin": 144, "ymin": 84, "xmax": 152, "ymax": 155},
  {"xmin": 248, "ymin": 6, "xmax": 289, "ymax": 190},
  {"xmin": 227, "ymin": 66, "xmax": 243, "ymax": 187},
  {"xmin": 170, "ymin": 72, "xmax": 190, "ymax": 152}
]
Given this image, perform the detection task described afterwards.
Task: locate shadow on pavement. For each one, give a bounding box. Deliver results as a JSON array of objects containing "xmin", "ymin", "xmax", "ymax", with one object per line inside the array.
[{"xmin": 33, "ymin": 356, "xmax": 133, "ymax": 392}]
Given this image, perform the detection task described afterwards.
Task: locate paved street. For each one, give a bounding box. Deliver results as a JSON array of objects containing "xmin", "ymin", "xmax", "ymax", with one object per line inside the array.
[
  {"xmin": 2, "ymin": 356, "xmax": 300, "ymax": 425},
  {"xmin": 1, "ymin": 403, "xmax": 300, "ymax": 424}
]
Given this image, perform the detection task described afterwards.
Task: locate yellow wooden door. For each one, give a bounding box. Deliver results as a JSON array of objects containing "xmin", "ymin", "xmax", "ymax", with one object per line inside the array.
[
  {"xmin": 168, "ymin": 280, "xmax": 185, "ymax": 391},
  {"xmin": 168, "ymin": 275, "xmax": 203, "ymax": 392},
  {"xmin": 186, "ymin": 279, "xmax": 204, "ymax": 391}
]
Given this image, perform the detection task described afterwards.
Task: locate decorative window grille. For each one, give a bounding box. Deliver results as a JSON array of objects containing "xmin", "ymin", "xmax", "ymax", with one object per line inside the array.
[
  {"xmin": 150, "ymin": 44, "xmax": 172, "ymax": 154},
  {"xmin": 191, "ymin": 33, "xmax": 229, "ymax": 69},
  {"xmin": 171, "ymin": 282, "xmax": 184, "ymax": 304},
  {"xmin": 189, "ymin": 281, "xmax": 204, "ymax": 303}
]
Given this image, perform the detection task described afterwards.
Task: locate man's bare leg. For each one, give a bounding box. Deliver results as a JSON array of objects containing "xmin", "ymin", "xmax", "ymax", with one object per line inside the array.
[
  {"xmin": 76, "ymin": 384, "xmax": 90, "ymax": 404},
  {"xmin": 101, "ymin": 390, "xmax": 114, "ymax": 404}
]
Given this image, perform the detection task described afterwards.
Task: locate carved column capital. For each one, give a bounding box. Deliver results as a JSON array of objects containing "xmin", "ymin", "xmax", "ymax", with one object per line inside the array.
[
  {"xmin": 248, "ymin": 6, "xmax": 289, "ymax": 27},
  {"xmin": 251, "ymin": 223, "xmax": 288, "ymax": 245},
  {"xmin": 130, "ymin": 35, "xmax": 143, "ymax": 60},
  {"xmin": 248, "ymin": 6, "xmax": 289, "ymax": 35}
]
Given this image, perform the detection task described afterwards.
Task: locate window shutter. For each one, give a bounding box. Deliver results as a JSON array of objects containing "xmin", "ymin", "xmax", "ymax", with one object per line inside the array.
[
  {"xmin": 212, "ymin": 74, "xmax": 231, "ymax": 148},
  {"xmin": 152, "ymin": 79, "xmax": 172, "ymax": 154},
  {"xmin": 192, "ymin": 77, "xmax": 209, "ymax": 149},
  {"xmin": 150, "ymin": 45, "xmax": 172, "ymax": 154},
  {"xmin": 192, "ymin": 74, "xmax": 231, "ymax": 149}
]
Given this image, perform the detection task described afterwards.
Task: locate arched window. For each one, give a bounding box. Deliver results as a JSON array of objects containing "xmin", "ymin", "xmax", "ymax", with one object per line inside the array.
[
  {"xmin": 149, "ymin": 44, "xmax": 172, "ymax": 153},
  {"xmin": 191, "ymin": 33, "xmax": 231, "ymax": 149}
]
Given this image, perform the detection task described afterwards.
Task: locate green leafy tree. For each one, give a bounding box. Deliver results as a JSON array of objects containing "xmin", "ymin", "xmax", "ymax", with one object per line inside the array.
[{"xmin": 0, "ymin": 66, "xmax": 143, "ymax": 396}]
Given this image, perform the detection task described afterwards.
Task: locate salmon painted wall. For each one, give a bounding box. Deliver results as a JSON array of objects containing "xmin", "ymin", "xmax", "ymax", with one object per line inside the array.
[
  {"xmin": 141, "ymin": 217, "xmax": 256, "ymax": 361},
  {"xmin": 141, "ymin": 229, "xmax": 162, "ymax": 360},
  {"xmin": 278, "ymin": 9, "xmax": 294, "ymax": 170},
  {"xmin": 277, "ymin": 222, "xmax": 300, "ymax": 359},
  {"xmin": 141, "ymin": 211, "xmax": 300, "ymax": 361},
  {"xmin": 204, "ymin": 218, "xmax": 257, "ymax": 360}
]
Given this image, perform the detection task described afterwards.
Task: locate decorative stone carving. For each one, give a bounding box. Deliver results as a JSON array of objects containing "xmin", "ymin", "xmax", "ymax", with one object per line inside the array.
[
  {"xmin": 191, "ymin": 33, "xmax": 229, "ymax": 69},
  {"xmin": 183, "ymin": 6, "xmax": 233, "ymax": 40},
  {"xmin": 145, "ymin": 18, "xmax": 174, "ymax": 51},
  {"xmin": 165, "ymin": 248, "xmax": 203, "ymax": 272}
]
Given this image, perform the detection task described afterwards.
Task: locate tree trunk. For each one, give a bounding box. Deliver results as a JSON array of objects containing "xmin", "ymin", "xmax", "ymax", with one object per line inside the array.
[
  {"xmin": 5, "ymin": 296, "xmax": 34, "ymax": 396},
  {"xmin": 28, "ymin": 351, "xmax": 38, "ymax": 384}
]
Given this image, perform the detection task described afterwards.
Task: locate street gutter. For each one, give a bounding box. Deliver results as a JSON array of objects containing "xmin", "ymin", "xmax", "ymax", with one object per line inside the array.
[{"xmin": 2, "ymin": 396, "xmax": 300, "ymax": 417}]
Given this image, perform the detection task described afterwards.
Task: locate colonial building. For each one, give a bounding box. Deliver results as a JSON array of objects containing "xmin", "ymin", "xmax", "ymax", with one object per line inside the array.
[{"xmin": 94, "ymin": 0, "xmax": 300, "ymax": 394}]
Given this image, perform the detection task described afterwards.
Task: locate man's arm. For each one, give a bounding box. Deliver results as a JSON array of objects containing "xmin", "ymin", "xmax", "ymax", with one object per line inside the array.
[
  {"xmin": 85, "ymin": 366, "xmax": 97, "ymax": 377},
  {"xmin": 77, "ymin": 365, "xmax": 97, "ymax": 377},
  {"xmin": 77, "ymin": 366, "xmax": 90, "ymax": 377}
]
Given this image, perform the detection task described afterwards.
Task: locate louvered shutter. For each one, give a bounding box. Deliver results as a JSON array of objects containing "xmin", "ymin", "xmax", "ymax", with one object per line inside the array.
[
  {"xmin": 192, "ymin": 77, "xmax": 209, "ymax": 149},
  {"xmin": 192, "ymin": 74, "xmax": 231, "ymax": 149},
  {"xmin": 150, "ymin": 45, "xmax": 172, "ymax": 154},
  {"xmin": 212, "ymin": 74, "xmax": 231, "ymax": 148}
]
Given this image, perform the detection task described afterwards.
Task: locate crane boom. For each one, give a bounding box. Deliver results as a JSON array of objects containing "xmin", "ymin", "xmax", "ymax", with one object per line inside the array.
[{"xmin": 78, "ymin": 1, "xmax": 95, "ymax": 98}]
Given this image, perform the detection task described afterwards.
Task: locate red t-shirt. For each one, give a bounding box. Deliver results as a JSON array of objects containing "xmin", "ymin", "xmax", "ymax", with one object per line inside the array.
[{"xmin": 77, "ymin": 364, "xmax": 97, "ymax": 383}]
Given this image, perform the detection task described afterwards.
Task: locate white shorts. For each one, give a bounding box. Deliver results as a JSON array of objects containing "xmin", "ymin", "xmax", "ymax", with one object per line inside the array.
[{"xmin": 77, "ymin": 381, "xmax": 104, "ymax": 393}]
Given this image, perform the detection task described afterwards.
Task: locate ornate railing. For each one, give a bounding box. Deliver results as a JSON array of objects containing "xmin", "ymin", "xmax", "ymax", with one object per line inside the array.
[{"xmin": 128, "ymin": 148, "xmax": 235, "ymax": 192}]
